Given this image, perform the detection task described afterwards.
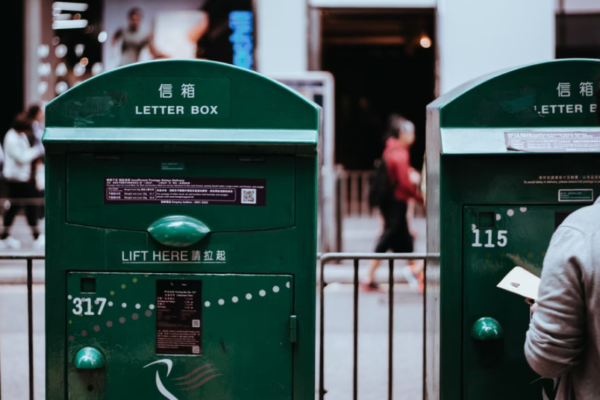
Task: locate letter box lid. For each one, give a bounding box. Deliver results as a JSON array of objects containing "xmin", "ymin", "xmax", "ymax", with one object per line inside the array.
[
  {"xmin": 427, "ymin": 59, "xmax": 600, "ymax": 155},
  {"xmin": 43, "ymin": 59, "xmax": 320, "ymax": 151}
]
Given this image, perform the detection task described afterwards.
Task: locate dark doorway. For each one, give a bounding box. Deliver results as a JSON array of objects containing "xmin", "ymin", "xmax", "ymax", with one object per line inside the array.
[
  {"xmin": 1, "ymin": 0, "xmax": 24, "ymax": 138},
  {"xmin": 319, "ymin": 8, "xmax": 435, "ymax": 171},
  {"xmin": 556, "ymin": 13, "xmax": 600, "ymax": 59}
]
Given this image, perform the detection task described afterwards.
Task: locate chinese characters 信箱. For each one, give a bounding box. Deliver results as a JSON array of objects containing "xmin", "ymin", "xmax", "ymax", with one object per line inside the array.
[
  {"xmin": 556, "ymin": 81, "xmax": 595, "ymax": 97},
  {"xmin": 158, "ymin": 83, "xmax": 196, "ymax": 99}
]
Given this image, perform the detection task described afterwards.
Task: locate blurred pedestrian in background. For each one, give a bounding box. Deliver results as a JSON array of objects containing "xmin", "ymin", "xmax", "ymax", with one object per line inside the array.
[
  {"xmin": 364, "ymin": 114, "xmax": 423, "ymax": 292},
  {"xmin": 26, "ymin": 105, "xmax": 44, "ymax": 154},
  {"xmin": 26, "ymin": 105, "xmax": 45, "ymax": 221},
  {"xmin": 112, "ymin": 7, "xmax": 163, "ymax": 67},
  {"xmin": 0, "ymin": 114, "xmax": 44, "ymax": 249}
]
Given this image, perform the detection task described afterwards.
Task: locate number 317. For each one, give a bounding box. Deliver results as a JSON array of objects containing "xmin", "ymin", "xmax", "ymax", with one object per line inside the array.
[
  {"xmin": 472, "ymin": 229, "xmax": 508, "ymax": 248},
  {"xmin": 72, "ymin": 298, "xmax": 107, "ymax": 316}
]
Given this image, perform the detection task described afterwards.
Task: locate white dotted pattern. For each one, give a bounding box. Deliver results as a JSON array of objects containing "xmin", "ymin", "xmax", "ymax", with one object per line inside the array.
[
  {"xmin": 205, "ymin": 284, "xmax": 287, "ymax": 309},
  {"xmin": 135, "ymin": 304, "xmax": 141, "ymax": 309},
  {"xmin": 108, "ymin": 301, "xmax": 113, "ymax": 307},
  {"xmin": 520, "ymin": 207, "xmax": 527, "ymax": 213},
  {"xmin": 149, "ymin": 304, "xmax": 155, "ymax": 310},
  {"xmin": 122, "ymin": 303, "xmax": 127, "ymax": 308},
  {"xmin": 507, "ymin": 209, "xmax": 515, "ymax": 217},
  {"xmin": 67, "ymin": 295, "xmax": 72, "ymax": 300},
  {"xmin": 496, "ymin": 214, "xmax": 501, "ymax": 221}
]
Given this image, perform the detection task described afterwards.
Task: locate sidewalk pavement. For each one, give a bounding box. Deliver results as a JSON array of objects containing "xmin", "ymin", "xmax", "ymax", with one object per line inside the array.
[{"xmin": 0, "ymin": 215, "xmax": 427, "ymax": 285}]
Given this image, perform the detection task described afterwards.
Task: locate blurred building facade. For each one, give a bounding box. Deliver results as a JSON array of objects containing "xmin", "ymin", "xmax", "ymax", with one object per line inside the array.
[
  {"xmin": 14, "ymin": 0, "xmax": 600, "ymax": 168},
  {"xmin": 2, "ymin": 0, "xmax": 597, "ymax": 254}
]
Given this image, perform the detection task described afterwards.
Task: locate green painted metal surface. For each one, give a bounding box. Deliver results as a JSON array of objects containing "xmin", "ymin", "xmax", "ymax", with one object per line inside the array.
[
  {"xmin": 45, "ymin": 60, "xmax": 319, "ymax": 400},
  {"xmin": 462, "ymin": 204, "xmax": 581, "ymax": 399},
  {"xmin": 67, "ymin": 273, "xmax": 294, "ymax": 399},
  {"xmin": 426, "ymin": 59, "xmax": 600, "ymax": 400},
  {"xmin": 148, "ymin": 216, "xmax": 210, "ymax": 247}
]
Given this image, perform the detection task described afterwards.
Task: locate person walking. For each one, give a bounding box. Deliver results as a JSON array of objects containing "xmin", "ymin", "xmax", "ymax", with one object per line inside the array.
[
  {"xmin": 0, "ymin": 114, "xmax": 43, "ymax": 249},
  {"xmin": 363, "ymin": 115, "xmax": 423, "ymax": 292}
]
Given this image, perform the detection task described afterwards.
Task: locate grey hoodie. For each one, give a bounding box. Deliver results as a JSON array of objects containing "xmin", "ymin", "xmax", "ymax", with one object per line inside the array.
[{"xmin": 525, "ymin": 198, "xmax": 600, "ymax": 400}]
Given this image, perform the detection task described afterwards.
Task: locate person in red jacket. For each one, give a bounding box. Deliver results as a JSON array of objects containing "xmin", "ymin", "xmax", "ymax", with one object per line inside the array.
[{"xmin": 363, "ymin": 115, "xmax": 423, "ymax": 291}]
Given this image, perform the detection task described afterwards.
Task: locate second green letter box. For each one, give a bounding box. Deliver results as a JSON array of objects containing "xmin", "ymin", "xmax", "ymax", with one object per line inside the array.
[
  {"xmin": 43, "ymin": 60, "xmax": 320, "ymax": 400},
  {"xmin": 425, "ymin": 59, "xmax": 600, "ymax": 400}
]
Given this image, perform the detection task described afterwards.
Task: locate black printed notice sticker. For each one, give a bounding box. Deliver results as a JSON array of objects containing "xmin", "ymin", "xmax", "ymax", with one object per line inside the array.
[
  {"xmin": 104, "ymin": 177, "xmax": 266, "ymax": 206},
  {"xmin": 156, "ymin": 279, "xmax": 202, "ymax": 355}
]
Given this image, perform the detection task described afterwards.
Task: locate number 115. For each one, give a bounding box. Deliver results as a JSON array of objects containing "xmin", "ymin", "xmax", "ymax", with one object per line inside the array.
[{"xmin": 472, "ymin": 229, "xmax": 508, "ymax": 248}]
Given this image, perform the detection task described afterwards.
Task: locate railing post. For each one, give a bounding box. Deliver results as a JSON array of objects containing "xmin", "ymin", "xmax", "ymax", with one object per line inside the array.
[
  {"xmin": 361, "ymin": 172, "xmax": 371, "ymax": 217},
  {"xmin": 27, "ymin": 258, "xmax": 34, "ymax": 400},
  {"xmin": 388, "ymin": 259, "xmax": 394, "ymax": 400},
  {"xmin": 350, "ymin": 173, "xmax": 359, "ymax": 217},
  {"xmin": 335, "ymin": 170, "xmax": 343, "ymax": 253},
  {"xmin": 319, "ymin": 256, "xmax": 326, "ymax": 400},
  {"xmin": 352, "ymin": 258, "xmax": 359, "ymax": 400},
  {"xmin": 0, "ymin": 255, "xmax": 49, "ymax": 400}
]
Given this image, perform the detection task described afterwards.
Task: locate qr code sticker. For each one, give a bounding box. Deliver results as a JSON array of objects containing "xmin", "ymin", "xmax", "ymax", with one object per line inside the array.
[
  {"xmin": 241, "ymin": 189, "xmax": 257, "ymax": 204},
  {"xmin": 192, "ymin": 319, "xmax": 201, "ymax": 328},
  {"xmin": 192, "ymin": 345, "xmax": 200, "ymax": 354}
]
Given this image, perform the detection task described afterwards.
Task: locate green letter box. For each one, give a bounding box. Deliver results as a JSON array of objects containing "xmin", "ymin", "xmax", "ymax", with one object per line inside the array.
[
  {"xmin": 425, "ymin": 59, "xmax": 600, "ymax": 400},
  {"xmin": 43, "ymin": 60, "xmax": 320, "ymax": 400}
]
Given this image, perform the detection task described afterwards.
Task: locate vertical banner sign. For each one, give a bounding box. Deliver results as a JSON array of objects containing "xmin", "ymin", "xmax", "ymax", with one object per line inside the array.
[{"xmin": 229, "ymin": 11, "xmax": 254, "ymax": 69}]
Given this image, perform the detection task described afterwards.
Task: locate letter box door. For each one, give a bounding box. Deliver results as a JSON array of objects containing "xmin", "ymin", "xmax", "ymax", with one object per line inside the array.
[
  {"xmin": 66, "ymin": 272, "xmax": 294, "ymax": 399},
  {"xmin": 462, "ymin": 205, "xmax": 580, "ymax": 399}
]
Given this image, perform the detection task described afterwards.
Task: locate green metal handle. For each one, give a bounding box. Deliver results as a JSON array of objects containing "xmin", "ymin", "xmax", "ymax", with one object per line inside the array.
[
  {"xmin": 471, "ymin": 317, "xmax": 504, "ymax": 341},
  {"xmin": 74, "ymin": 347, "xmax": 105, "ymax": 369},
  {"xmin": 148, "ymin": 216, "xmax": 210, "ymax": 247}
]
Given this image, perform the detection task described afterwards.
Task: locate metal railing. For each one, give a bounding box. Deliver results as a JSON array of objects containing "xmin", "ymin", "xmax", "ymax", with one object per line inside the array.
[
  {"xmin": 336, "ymin": 170, "xmax": 374, "ymax": 218},
  {"xmin": 0, "ymin": 252, "xmax": 430, "ymax": 400},
  {"xmin": 0, "ymin": 255, "xmax": 44, "ymax": 400},
  {"xmin": 318, "ymin": 252, "xmax": 428, "ymax": 400}
]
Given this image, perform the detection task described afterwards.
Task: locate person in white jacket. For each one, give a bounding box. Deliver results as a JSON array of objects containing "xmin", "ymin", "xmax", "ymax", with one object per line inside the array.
[{"xmin": 1, "ymin": 114, "xmax": 43, "ymax": 249}]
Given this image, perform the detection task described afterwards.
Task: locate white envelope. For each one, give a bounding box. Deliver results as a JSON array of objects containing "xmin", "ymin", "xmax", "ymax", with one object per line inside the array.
[{"xmin": 497, "ymin": 266, "xmax": 540, "ymax": 300}]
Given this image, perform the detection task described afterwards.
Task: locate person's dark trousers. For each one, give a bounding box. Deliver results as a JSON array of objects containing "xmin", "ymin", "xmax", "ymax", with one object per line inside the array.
[
  {"xmin": 1, "ymin": 181, "xmax": 40, "ymax": 239},
  {"xmin": 374, "ymin": 198, "xmax": 414, "ymax": 253}
]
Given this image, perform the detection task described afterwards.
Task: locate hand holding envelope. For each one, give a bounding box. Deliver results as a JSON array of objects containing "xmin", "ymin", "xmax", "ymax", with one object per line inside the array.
[{"xmin": 497, "ymin": 267, "xmax": 541, "ymax": 307}]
